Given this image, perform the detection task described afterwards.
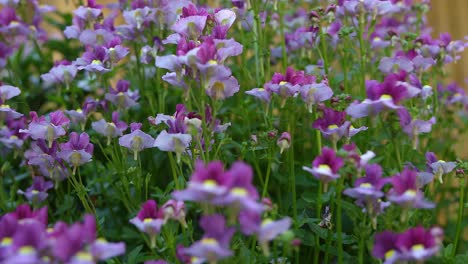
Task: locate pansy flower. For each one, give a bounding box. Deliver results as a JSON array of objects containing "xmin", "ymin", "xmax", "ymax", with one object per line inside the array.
[{"xmin": 17, "ymin": 177, "xmax": 53, "ymax": 206}]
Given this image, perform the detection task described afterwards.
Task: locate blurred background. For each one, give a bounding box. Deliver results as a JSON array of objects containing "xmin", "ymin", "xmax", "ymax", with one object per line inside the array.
[{"xmin": 39, "ymin": 0, "xmax": 468, "ymax": 158}]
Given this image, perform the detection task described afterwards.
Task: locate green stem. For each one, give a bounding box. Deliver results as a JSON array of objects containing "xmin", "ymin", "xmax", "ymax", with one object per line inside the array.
[
  {"xmin": 261, "ymin": 147, "xmax": 272, "ymax": 198},
  {"xmin": 168, "ymin": 152, "xmax": 180, "ymax": 190},
  {"xmin": 452, "ymin": 177, "xmax": 466, "ymax": 257},
  {"xmin": 336, "ymin": 177, "xmax": 344, "ymax": 264},
  {"xmin": 313, "ymin": 182, "xmax": 323, "ymax": 264},
  {"xmin": 358, "ymin": 215, "xmax": 367, "ymax": 264}
]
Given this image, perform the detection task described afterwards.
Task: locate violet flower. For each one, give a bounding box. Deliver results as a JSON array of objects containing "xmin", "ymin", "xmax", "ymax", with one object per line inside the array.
[
  {"xmin": 172, "ymin": 160, "xmax": 231, "ymax": 203},
  {"xmin": 212, "ymin": 161, "xmax": 263, "ymax": 212},
  {"xmin": 130, "ymin": 200, "xmax": 165, "ymax": 248},
  {"xmin": 57, "ymin": 132, "xmax": 94, "ymax": 174},
  {"xmin": 119, "ymin": 122, "xmax": 154, "ymax": 160},
  {"xmin": 92, "ymin": 111, "xmax": 128, "ymax": 145},
  {"xmin": 387, "ymin": 168, "xmax": 434, "ymax": 209},
  {"xmin": 238, "ymin": 210, "xmax": 291, "ymax": 256},
  {"xmin": 373, "ymin": 226, "xmax": 443, "ymax": 263},
  {"xmin": 184, "ymin": 214, "xmax": 234, "ymax": 263},
  {"xmin": 313, "ymin": 107, "xmax": 367, "ymax": 142},
  {"xmin": 75, "ymin": 46, "xmax": 110, "ymax": 73},
  {"xmin": 344, "ymin": 164, "xmax": 389, "ymax": 200},
  {"xmin": 17, "ymin": 176, "xmax": 53, "ymax": 206},
  {"xmin": 105, "ymin": 80, "xmax": 139, "ymax": 109},
  {"xmin": 154, "ymin": 130, "xmax": 191, "ymax": 162},
  {"xmin": 303, "ymin": 147, "xmax": 344, "ymax": 188},
  {"xmin": 397, "ymin": 108, "xmax": 436, "ymax": 149},
  {"xmin": 205, "ymin": 76, "xmax": 240, "ymax": 100},
  {"xmin": 20, "ymin": 111, "xmax": 70, "ymax": 147},
  {"xmin": 299, "ymin": 82, "xmax": 334, "ymax": 112},
  {"xmin": 277, "ymin": 132, "xmax": 291, "ymax": 154},
  {"xmin": 162, "ymin": 200, "xmax": 187, "ymax": 228},
  {"xmin": 0, "ymin": 84, "xmax": 20, "ymax": 103},
  {"xmin": 346, "ymin": 74, "xmax": 409, "ymax": 118},
  {"xmin": 41, "ymin": 61, "xmax": 77, "ymax": 88}
]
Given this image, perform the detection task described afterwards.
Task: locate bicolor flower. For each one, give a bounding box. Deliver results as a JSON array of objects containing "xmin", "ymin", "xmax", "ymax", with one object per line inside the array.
[
  {"xmin": 172, "ymin": 160, "xmax": 231, "ymax": 203},
  {"xmin": 57, "ymin": 132, "xmax": 94, "ymax": 174},
  {"xmin": 17, "ymin": 177, "xmax": 53, "ymax": 206},
  {"xmin": 387, "ymin": 168, "xmax": 434, "ymax": 209},
  {"xmin": 397, "ymin": 108, "xmax": 436, "ymax": 149},
  {"xmin": 313, "ymin": 107, "xmax": 367, "ymax": 142},
  {"xmin": 184, "ymin": 214, "xmax": 234, "ymax": 263},
  {"xmin": 104, "ymin": 80, "xmax": 139, "ymax": 109},
  {"xmin": 20, "ymin": 111, "xmax": 70, "ymax": 147},
  {"xmin": 130, "ymin": 200, "xmax": 165, "ymax": 248},
  {"xmin": 119, "ymin": 123, "xmax": 154, "ymax": 160},
  {"xmin": 162, "ymin": 200, "xmax": 187, "ymax": 228},
  {"xmin": 303, "ymin": 147, "xmax": 344, "ymax": 186},
  {"xmin": 277, "ymin": 132, "xmax": 291, "ymax": 154},
  {"xmin": 92, "ymin": 111, "xmax": 128, "ymax": 145},
  {"xmin": 238, "ymin": 210, "xmax": 291, "ymax": 256}
]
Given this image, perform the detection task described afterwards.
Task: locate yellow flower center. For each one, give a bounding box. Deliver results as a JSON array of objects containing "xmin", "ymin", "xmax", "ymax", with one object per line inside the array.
[
  {"xmin": 279, "ymin": 81, "xmax": 288, "ymax": 85},
  {"xmin": 318, "ymin": 164, "xmax": 331, "ymax": 172},
  {"xmin": 1, "ymin": 237, "xmax": 12, "ymax": 246},
  {"xmin": 411, "ymin": 244, "xmax": 425, "ymax": 252},
  {"xmin": 201, "ymin": 238, "xmax": 219, "ymax": 246},
  {"xmin": 379, "ymin": 94, "xmax": 392, "ymax": 100},
  {"xmin": 231, "ymin": 187, "xmax": 248, "ymax": 197},
  {"xmin": 403, "ymin": 189, "xmax": 417, "ymax": 197},
  {"xmin": 143, "ymin": 218, "xmax": 153, "ymax": 223},
  {"xmin": 261, "ymin": 218, "xmax": 273, "ymax": 227},
  {"xmin": 18, "ymin": 246, "xmax": 35, "ymax": 255},
  {"xmin": 91, "ymin": 59, "xmax": 102, "ymax": 65},
  {"xmin": 76, "ymin": 251, "xmax": 93, "ymax": 261},
  {"xmin": 359, "ymin": 183, "xmax": 373, "ymax": 188},
  {"xmin": 203, "ymin": 179, "xmax": 218, "ymax": 188},
  {"xmin": 208, "ymin": 60, "xmax": 218, "ymax": 65},
  {"xmin": 384, "ymin": 249, "xmax": 396, "ymax": 259},
  {"xmin": 0, "ymin": 104, "xmax": 10, "ymax": 109},
  {"xmin": 328, "ymin": 124, "xmax": 339, "ymax": 130}
]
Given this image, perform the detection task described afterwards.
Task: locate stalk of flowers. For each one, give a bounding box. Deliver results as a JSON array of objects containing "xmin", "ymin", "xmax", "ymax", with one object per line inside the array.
[{"xmin": 0, "ymin": 205, "xmax": 125, "ymax": 263}]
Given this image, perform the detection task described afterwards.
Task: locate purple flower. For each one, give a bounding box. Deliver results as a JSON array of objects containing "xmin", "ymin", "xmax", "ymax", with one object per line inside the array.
[
  {"xmin": 171, "ymin": 15, "xmax": 207, "ymax": 39},
  {"xmin": 428, "ymin": 157, "xmax": 457, "ymax": 184},
  {"xmin": 372, "ymin": 231, "xmax": 401, "ymax": 264},
  {"xmin": 184, "ymin": 214, "xmax": 234, "ymax": 263},
  {"xmin": 299, "ymin": 82, "xmax": 333, "ymax": 112},
  {"xmin": 130, "ymin": 200, "xmax": 165, "ymax": 247},
  {"xmin": 387, "ymin": 168, "xmax": 434, "ymax": 209},
  {"xmin": 154, "ymin": 130, "xmax": 191, "ymax": 162},
  {"xmin": 24, "ymin": 139, "xmax": 70, "ymax": 182},
  {"xmin": 75, "ymin": 46, "xmax": 110, "ymax": 73},
  {"xmin": 397, "ymin": 108, "xmax": 436, "ymax": 149},
  {"xmin": 212, "ymin": 161, "xmax": 263, "ymax": 212},
  {"xmin": 346, "ymin": 74, "xmax": 409, "ymax": 118},
  {"xmin": 162, "ymin": 200, "xmax": 187, "ymax": 228},
  {"xmin": 0, "ymin": 85, "xmax": 20, "ymax": 103},
  {"xmin": 379, "ymin": 56, "xmax": 414, "ymax": 74},
  {"xmin": 105, "ymin": 80, "xmax": 139, "ymax": 109},
  {"xmin": 205, "ymin": 76, "xmax": 240, "ymax": 100},
  {"xmin": 396, "ymin": 226, "xmax": 443, "ymax": 261},
  {"xmin": 57, "ymin": 132, "xmax": 94, "ymax": 174},
  {"xmin": 277, "ymin": 132, "xmax": 291, "ymax": 154},
  {"xmin": 119, "ymin": 123, "xmax": 154, "ymax": 160},
  {"xmin": 303, "ymin": 147, "xmax": 344, "ymax": 185},
  {"xmin": 373, "ymin": 227, "xmax": 443, "ymax": 263},
  {"xmin": 20, "ymin": 111, "xmax": 70, "ymax": 147},
  {"xmin": 89, "ymin": 238, "xmax": 126, "ymax": 261},
  {"xmin": 344, "ymin": 164, "xmax": 389, "ymax": 200},
  {"xmin": 92, "ymin": 111, "xmax": 128, "ymax": 145},
  {"xmin": 79, "ymin": 29, "xmax": 114, "ymax": 47},
  {"xmin": 17, "ymin": 177, "xmax": 53, "ymax": 206},
  {"xmin": 238, "ymin": 210, "xmax": 291, "ymax": 256},
  {"xmin": 172, "ymin": 160, "xmax": 231, "ymax": 203},
  {"xmin": 313, "ymin": 107, "xmax": 367, "ymax": 141},
  {"xmin": 41, "ymin": 61, "xmax": 77, "ymax": 88},
  {"xmin": 245, "ymin": 87, "xmax": 271, "ymax": 102}
]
